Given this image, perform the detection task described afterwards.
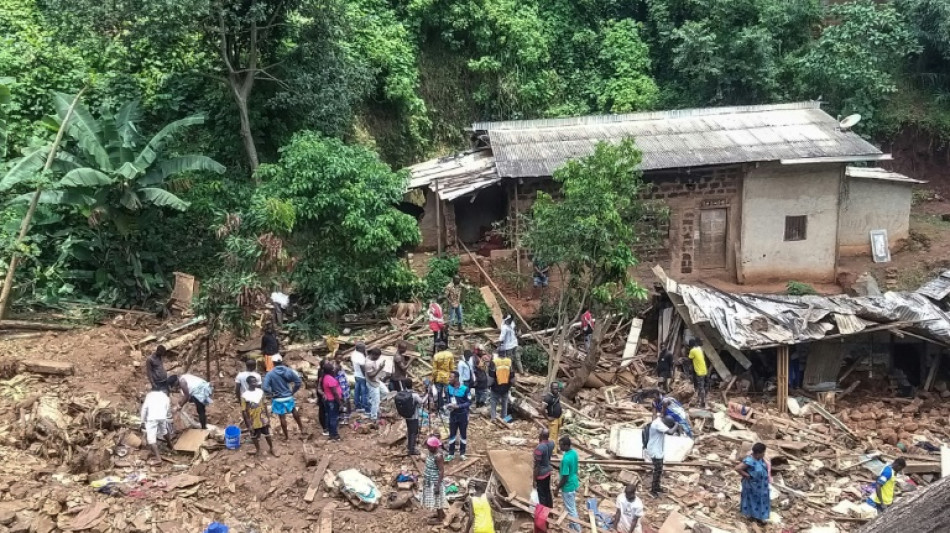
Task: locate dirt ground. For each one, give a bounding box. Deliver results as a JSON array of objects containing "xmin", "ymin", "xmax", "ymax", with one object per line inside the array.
[{"xmin": 1, "ymin": 316, "xmax": 946, "ymax": 533}]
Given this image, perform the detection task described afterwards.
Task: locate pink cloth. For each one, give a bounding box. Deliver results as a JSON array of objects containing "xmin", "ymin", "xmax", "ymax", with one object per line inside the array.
[
  {"xmin": 321, "ymin": 374, "xmax": 342, "ymax": 401},
  {"xmin": 428, "ymin": 303, "xmax": 444, "ymax": 332},
  {"xmin": 533, "ymin": 504, "xmax": 550, "ymax": 532}
]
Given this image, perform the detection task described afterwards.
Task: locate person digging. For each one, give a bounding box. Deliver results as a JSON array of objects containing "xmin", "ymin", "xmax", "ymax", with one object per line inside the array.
[{"xmin": 242, "ymin": 375, "xmax": 278, "ymax": 457}]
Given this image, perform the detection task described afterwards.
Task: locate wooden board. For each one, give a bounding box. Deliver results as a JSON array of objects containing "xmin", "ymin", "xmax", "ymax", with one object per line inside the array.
[
  {"xmin": 487, "ymin": 449, "xmax": 534, "ymax": 501},
  {"xmin": 480, "ymin": 286, "xmax": 504, "ymax": 329},
  {"xmin": 173, "ymin": 429, "xmax": 210, "ymax": 453},
  {"xmin": 305, "ymin": 454, "xmax": 332, "ymax": 503},
  {"xmin": 658, "ymin": 510, "xmax": 688, "ymax": 533},
  {"xmin": 620, "ymin": 318, "xmax": 643, "ymax": 369},
  {"xmin": 318, "ymin": 502, "xmax": 335, "ymax": 533},
  {"xmin": 18, "ymin": 359, "xmax": 75, "ymax": 376}
]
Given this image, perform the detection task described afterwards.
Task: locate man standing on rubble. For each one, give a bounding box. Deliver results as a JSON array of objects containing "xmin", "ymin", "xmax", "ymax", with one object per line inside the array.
[
  {"xmin": 645, "ymin": 415, "xmax": 681, "ymax": 498},
  {"xmin": 686, "ymin": 339, "xmax": 708, "ymax": 408},
  {"xmin": 432, "ymin": 342, "xmax": 456, "ymax": 411},
  {"xmin": 234, "ymin": 359, "xmax": 262, "ymax": 405},
  {"xmin": 365, "ymin": 348, "xmax": 386, "ymax": 420},
  {"xmin": 146, "ymin": 345, "xmax": 168, "ymax": 391},
  {"xmin": 868, "ymin": 457, "xmax": 906, "ymax": 513},
  {"xmin": 533, "ymin": 428, "xmax": 556, "ymax": 509},
  {"xmin": 445, "ymin": 275, "xmax": 464, "ymax": 332},
  {"xmin": 351, "ymin": 342, "xmax": 369, "ymax": 413},
  {"xmin": 554, "ymin": 436, "xmax": 581, "ymax": 532},
  {"xmin": 140, "ymin": 384, "xmax": 173, "ymax": 465},
  {"xmin": 262, "ymin": 355, "xmax": 305, "ymax": 439},
  {"xmin": 611, "ymin": 482, "xmax": 645, "ymax": 533},
  {"xmin": 261, "ymin": 324, "xmax": 280, "ymax": 372},
  {"xmin": 542, "ymin": 382, "xmax": 564, "ymax": 448},
  {"xmin": 498, "ymin": 315, "xmax": 522, "ymax": 373},
  {"xmin": 656, "ymin": 348, "xmax": 674, "ymax": 393},
  {"xmin": 390, "ymin": 340, "xmax": 412, "ymax": 392},
  {"xmin": 488, "ymin": 350, "xmax": 515, "ymax": 421},
  {"xmin": 445, "ymin": 371, "xmax": 471, "ymax": 462}
]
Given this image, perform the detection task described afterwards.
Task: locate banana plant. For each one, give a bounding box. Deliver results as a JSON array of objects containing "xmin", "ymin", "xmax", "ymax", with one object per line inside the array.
[{"xmin": 0, "ymin": 91, "xmax": 225, "ymax": 234}]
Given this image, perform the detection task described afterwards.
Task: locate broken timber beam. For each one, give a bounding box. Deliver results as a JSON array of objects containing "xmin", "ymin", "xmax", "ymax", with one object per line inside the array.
[
  {"xmin": 0, "ymin": 320, "xmax": 77, "ymax": 331},
  {"xmin": 318, "ymin": 502, "xmax": 335, "ymax": 533},
  {"xmin": 18, "ymin": 359, "xmax": 75, "ymax": 376},
  {"xmin": 480, "ymin": 286, "xmax": 504, "ymax": 328},
  {"xmin": 305, "ymin": 455, "xmax": 332, "ymax": 503}
]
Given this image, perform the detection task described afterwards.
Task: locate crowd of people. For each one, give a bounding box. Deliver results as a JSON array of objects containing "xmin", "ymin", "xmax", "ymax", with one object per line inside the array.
[{"xmin": 134, "ymin": 276, "xmax": 909, "ymax": 529}]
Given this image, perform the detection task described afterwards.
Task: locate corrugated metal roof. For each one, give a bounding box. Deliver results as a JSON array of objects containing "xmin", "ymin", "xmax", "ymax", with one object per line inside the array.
[
  {"xmin": 407, "ymin": 150, "xmax": 500, "ymax": 201},
  {"xmin": 917, "ymin": 270, "xmax": 950, "ymax": 302},
  {"xmin": 846, "ymin": 167, "xmax": 926, "ymax": 184},
  {"xmin": 475, "ymin": 102, "xmax": 884, "ymax": 178},
  {"xmin": 655, "ymin": 266, "xmax": 950, "ymax": 350}
]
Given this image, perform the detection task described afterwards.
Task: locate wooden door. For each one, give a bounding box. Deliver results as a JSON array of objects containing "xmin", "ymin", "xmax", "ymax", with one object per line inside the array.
[{"xmin": 698, "ymin": 208, "xmax": 727, "ymax": 269}]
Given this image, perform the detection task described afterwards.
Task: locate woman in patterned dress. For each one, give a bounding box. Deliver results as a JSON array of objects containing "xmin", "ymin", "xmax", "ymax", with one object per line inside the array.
[
  {"xmin": 736, "ymin": 442, "xmax": 770, "ymax": 525},
  {"xmin": 422, "ymin": 436, "xmax": 446, "ymax": 524}
]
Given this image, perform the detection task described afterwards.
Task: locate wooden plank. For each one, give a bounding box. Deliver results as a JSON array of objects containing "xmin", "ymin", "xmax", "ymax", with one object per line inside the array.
[
  {"xmin": 305, "ymin": 454, "xmax": 332, "ymax": 503},
  {"xmin": 445, "ymin": 457, "xmax": 481, "ymax": 477},
  {"xmin": 652, "ymin": 266, "xmax": 731, "ymax": 380},
  {"xmin": 807, "ymin": 401, "xmax": 857, "ymax": 439},
  {"xmin": 658, "ymin": 510, "xmax": 688, "ymax": 533},
  {"xmin": 173, "ymin": 429, "xmax": 210, "ymax": 453},
  {"xmin": 136, "ymin": 317, "xmax": 206, "ymax": 346},
  {"xmin": 0, "ymin": 320, "xmax": 77, "ymax": 331},
  {"xmin": 480, "ymin": 286, "xmax": 504, "ymax": 329},
  {"xmin": 620, "ymin": 318, "xmax": 643, "ymax": 369},
  {"xmin": 18, "ymin": 359, "xmax": 75, "ymax": 376},
  {"xmin": 777, "ymin": 346, "xmax": 789, "ymax": 414},
  {"xmin": 318, "ymin": 502, "xmax": 335, "ymax": 533}
]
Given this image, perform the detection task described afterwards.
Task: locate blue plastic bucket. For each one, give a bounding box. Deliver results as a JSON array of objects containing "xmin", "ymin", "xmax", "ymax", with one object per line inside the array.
[{"xmin": 224, "ymin": 425, "xmax": 241, "ymax": 449}]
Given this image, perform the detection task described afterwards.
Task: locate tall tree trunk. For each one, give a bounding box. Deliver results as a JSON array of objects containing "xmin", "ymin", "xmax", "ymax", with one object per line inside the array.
[
  {"xmin": 0, "ymin": 88, "xmax": 86, "ymax": 319},
  {"xmin": 562, "ymin": 311, "xmax": 609, "ymax": 401},
  {"xmin": 234, "ymin": 93, "xmax": 259, "ymax": 174}
]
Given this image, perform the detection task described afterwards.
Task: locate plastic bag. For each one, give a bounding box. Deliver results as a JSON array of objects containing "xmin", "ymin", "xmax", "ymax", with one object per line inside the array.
[
  {"xmin": 472, "ymin": 495, "xmax": 495, "ymax": 533},
  {"xmin": 529, "ymin": 488, "xmax": 539, "ymax": 509}
]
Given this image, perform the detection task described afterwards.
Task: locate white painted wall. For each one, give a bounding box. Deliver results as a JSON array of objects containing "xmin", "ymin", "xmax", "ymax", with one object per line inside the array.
[
  {"xmin": 838, "ymin": 178, "xmax": 913, "ymax": 256},
  {"xmin": 740, "ymin": 163, "xmax": 841, "ymax": 282}
]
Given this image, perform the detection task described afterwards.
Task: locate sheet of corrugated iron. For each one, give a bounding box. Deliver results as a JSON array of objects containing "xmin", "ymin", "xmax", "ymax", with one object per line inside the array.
[
  {"xmin": 917, "ymin": 270, "xmax": 950, "ymax": 301},
  {"xmin": 478, "ymin": 104, "xmax": 882, "ymax": 178},
  {"xmin": 407, "ymin": 150, "xmax": 501, "ymax": 200}
]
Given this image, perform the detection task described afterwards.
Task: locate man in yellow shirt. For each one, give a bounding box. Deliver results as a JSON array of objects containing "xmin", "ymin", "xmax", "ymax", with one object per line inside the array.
[
  {"xmin": 687, "ymin": 339, "xmax": 708, "ymax": 408},
  {"xmin": 432, "ymin": 342, "xmax": 456, "ymax": 411},
  {"xmin": 868, "ymin": 457, "xmax": 906, "ymax": 512}
]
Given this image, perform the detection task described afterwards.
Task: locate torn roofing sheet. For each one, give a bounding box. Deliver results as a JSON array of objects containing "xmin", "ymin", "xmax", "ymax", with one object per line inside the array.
[{"xmin": 662, "ymin": 272, "xmax": 950, "ymax": 350}]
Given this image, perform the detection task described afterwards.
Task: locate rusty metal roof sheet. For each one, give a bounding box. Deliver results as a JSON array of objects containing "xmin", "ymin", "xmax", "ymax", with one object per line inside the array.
[
  {"xmin": 655, "ymin": 266, "xmax": 950, "ymax": 350},
  {"xmin": 917, "ymin": 270, "xmax": 950, "ymax": 302},
  {"xmin": 407, "ymin": 150, "xmax": 500, "ymax": 201},
  {"xmin": 846, "ymin": 167, "xmax": 926, "ymax": 184},
  {"xmin": 474, "ymin": 102, "xmax": 884, "ymax": 178}
]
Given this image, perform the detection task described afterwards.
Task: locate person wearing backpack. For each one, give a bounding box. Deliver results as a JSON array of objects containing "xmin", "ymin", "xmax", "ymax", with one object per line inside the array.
[
  {"xmin": 394, "ymin": 386, "xmax": 425, "ymax": 455},
  {"xmin": 489, "ymin": 351, "xmax": 516, "ymax": 421}
]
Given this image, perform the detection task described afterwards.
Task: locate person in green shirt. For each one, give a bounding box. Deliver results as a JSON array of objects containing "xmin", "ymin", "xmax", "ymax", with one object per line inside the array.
[{"xmin": 554, "ymin": 436, "xmax": 581, "ymax": 532}]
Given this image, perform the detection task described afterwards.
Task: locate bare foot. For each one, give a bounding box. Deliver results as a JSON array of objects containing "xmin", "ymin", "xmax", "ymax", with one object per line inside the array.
[{"xmin": 269, "ymin": 449, "xmax": 279, "ymax": 457}]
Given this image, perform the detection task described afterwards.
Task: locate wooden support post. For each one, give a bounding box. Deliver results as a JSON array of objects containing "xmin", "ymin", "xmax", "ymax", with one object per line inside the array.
[
  {"xmin": 435, "ymin": 180, "xmax": 443, "ymax": 255},
  {"xmin": 777, "ymin": 345, "xmax": 789, "ymax": 414},
  {"xmin": 924, "ymin": 353, "xmax": 941, "ymax": 392}
]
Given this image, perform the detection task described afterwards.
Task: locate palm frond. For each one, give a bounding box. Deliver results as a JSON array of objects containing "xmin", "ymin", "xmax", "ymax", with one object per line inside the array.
[
  {"xmin": 0, "ymin": 146, "xmax": 48, "ymax": 192},
  {"xmin": 8, "ymin": 189, "xmax": 96, "ymax": 206},
  {"xmin": 133, "ymin": 115, "xmax": 206, "ymax": 170},
  {"xmin": 58, "ymin": 168, "xmax": 114, "ymax": 188},
  {"xmin": 51, "ymin": 91, "xmax": 111, "ymax": 172},
  {"xmin": 139, "ymin": 187, "xmax": 190, "ymax": 211},
  {"xmin": 140, "ymin": 155, "xmax": 225, "ymax": 186}
]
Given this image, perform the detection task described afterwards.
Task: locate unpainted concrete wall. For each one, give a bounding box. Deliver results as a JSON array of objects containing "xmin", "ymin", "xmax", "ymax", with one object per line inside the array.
[
  {"xmin": 740, "ymin": 163, "xmax": 842, "ymax": 283},
  {"xmin": 838, "ymin": 178, "xmax": 913, "ymax": 256}
]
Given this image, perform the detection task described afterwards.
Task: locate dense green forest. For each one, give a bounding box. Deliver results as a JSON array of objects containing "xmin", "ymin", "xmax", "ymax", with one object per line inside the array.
[{"xmin": 0, "ymin": 0, "xmax": 948, "ymax": 328}]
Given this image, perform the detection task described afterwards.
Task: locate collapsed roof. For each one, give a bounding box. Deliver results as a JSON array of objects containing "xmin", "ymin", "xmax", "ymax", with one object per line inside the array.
[{"xmin": 656, "ymin": 269, "xmax": 950, "ymax": 351}]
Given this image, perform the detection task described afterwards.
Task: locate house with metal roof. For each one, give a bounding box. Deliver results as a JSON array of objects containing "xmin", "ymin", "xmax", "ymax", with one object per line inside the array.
[{"xmin": 408, "ymin": 101, "xmax": 922, "ymax": 283}]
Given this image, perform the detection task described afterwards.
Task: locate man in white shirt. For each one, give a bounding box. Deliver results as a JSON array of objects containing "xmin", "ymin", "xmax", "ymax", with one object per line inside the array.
[
  {"xmin": 611, "ymin": 483, "xmax": 645, "ymax": 533},
  {"xmin": 646, "ymin": 415, "xmax": 680, "ymax": 498},
  {"xmin": 351, "ymin": 342, "xmax": 368, "ymax": 412},
  {"xmin": 234, "ymin": 359, "xmax": 262, "ymax": 404},
  {"xmin": 498, "ymin": 315, "xmax": 522, "ymax": 373},
  {"xmin": 140, "ymin": 387, "xmax": 173, "ymax": 465}
]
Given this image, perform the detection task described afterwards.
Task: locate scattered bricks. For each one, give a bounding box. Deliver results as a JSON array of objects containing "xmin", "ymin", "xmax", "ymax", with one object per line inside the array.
[{"xmin": 902, "ymin": 422, "xmax": 919, "ymax": 432}]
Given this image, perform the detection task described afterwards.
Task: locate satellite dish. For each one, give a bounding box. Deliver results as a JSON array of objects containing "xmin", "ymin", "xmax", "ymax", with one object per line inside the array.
[{"xmin": 839, "ymin": 114, "xmax": 861, "ymax": 131}]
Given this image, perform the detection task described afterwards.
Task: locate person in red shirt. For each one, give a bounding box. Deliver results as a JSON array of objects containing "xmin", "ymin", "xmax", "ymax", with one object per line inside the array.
[
  {"xmin": 580, "ymin": 308, "xmax": 595, "ymax": 352},
  {"xmin": 320, "ymin": 361, "xmax": 344, "ymax": 441}
]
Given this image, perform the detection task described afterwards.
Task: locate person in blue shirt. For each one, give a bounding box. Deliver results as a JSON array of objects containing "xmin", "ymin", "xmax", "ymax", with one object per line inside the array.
[
  {"xmin": 445, "ymin": 371, "xmax": 471, "ymax": 462},
  {"xmin": 262, "ymin": 355, "xmax": 304, "ymax": 440},
  {"xmin": 660, "ymin": 397, "xmax": 694, "ymax": 438}
]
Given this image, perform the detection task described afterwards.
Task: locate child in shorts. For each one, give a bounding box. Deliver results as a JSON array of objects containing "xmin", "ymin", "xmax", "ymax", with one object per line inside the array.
[{"xmin": 242, "ymin": 375, "xmax": 277, "ymax": 456}]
